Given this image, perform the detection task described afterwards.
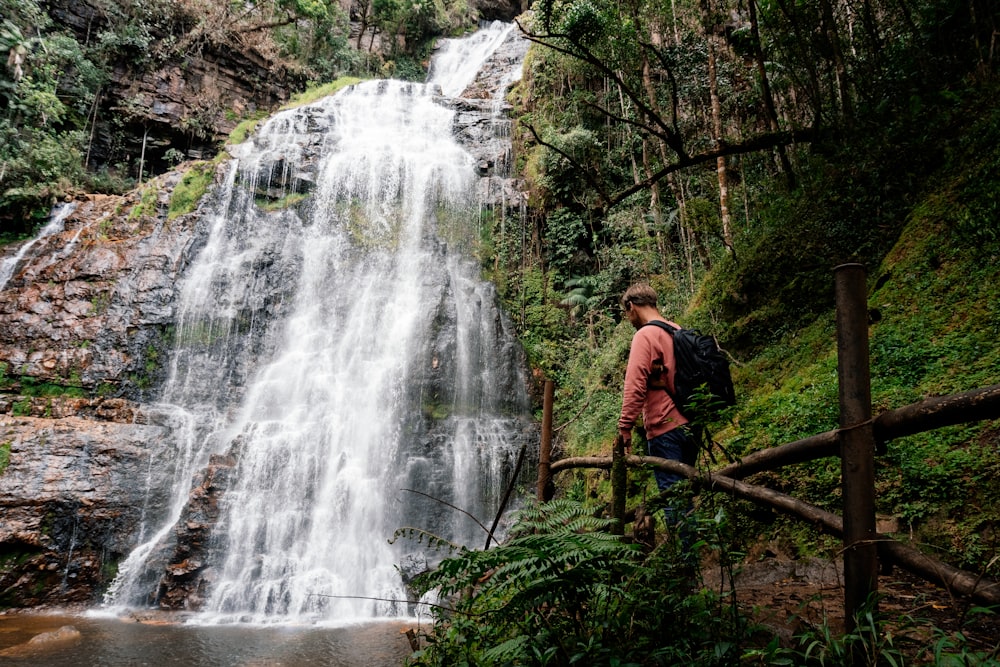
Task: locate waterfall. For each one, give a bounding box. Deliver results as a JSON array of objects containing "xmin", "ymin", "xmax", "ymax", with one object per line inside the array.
[
  {"xmin": 0, "ymin": 202, "xmax": 77, "ymax": 290},
  {"xmin": 106, "ymin": 22, "xmax": 533, "ymax": 624}
]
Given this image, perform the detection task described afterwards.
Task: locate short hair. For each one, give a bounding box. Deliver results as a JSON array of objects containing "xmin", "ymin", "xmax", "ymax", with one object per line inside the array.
[{"xmin": 622, "ymin": 283, "xmax": 658, "ymax": 308}]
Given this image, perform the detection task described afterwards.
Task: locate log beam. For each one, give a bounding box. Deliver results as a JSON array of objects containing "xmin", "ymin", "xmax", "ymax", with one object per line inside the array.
[
  {"xmin": 714, "ymin": 383, "xmax": 1000, "ymax": 480},
  {"xmin": 636, "ymin": 456, "xmax": 1000, "ymax": 606}
]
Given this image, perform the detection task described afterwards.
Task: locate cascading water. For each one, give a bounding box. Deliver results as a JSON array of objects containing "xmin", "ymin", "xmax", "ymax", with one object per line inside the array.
[
  {"xmin": 0, "ymin": 202, "xmax": 77, "ymax": 290},
  {"xmin": 106, "ymin": 22, "xmax": 533, "ymax": 624}
]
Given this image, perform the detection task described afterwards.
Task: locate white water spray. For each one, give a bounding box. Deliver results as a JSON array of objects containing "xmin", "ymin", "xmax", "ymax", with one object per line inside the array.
[
  {"xmin": 0, "ymin": 202, "xmax": 76, "ymax": 289},
  {"xmin": 107, "ymin": 22, "xmax": 532, "ymax": 624}
]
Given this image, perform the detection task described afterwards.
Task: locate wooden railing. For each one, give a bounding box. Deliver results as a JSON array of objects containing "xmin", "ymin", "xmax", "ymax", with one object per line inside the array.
[{"xmin": 537, "ymin": 265, "xmax": 1000, "ymax": 628}]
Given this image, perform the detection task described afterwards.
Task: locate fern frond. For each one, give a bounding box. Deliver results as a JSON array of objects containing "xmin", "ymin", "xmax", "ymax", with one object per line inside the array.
[
  {"xmin": 389, "ymin": 526, "xmax": 464, "ymax": 554},
  {"xmin": 482, "ymin": 634, "xmax": 533, "ymax": 664}
]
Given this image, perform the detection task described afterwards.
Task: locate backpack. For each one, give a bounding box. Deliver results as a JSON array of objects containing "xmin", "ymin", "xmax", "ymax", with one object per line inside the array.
[{"xmin": 641, "ymin": 320, "xmax": 736, "ymax": 420}]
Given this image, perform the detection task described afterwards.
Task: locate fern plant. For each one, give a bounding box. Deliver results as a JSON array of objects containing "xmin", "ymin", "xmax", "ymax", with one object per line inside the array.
[{"xmin": 408, "ymin": 499, "xmax": 752, "ymax": 666}]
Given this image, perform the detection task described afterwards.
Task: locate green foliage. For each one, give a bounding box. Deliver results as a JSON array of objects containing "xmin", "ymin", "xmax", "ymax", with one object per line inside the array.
[
  {"xmin": 227, "ymin": 111, "xmax": 270, "ymax": 146},
  {"xmin": 505, "ymin": 0, "xmax": 1000, "ymax": 620},
  {"xmin": 544, "ymin": 208, "xmax": 588, "ymax": 275},
  {"xmin": 256, "ymin": 192, "xmax": 309, "ymax": 212},
  {"xmin": 409, "ymin": 499, "xmax": 754, "ymax": 667},
  {"xmin": 0, "ymin": 2, "xmax": 104, "ymax": 229},
  {"xmin": 168, "ymin": 161, "xmax": 215, "ymax": 220},
  {"xmin": 532, "ymin": 126, "xmax": 602, "ymax": 210},
  {"xmin": 0, "ymin": 441, "xmax": 10, "ymax": 475},
  {"xmin": 0, "ymin": 0, "xmax": 370, "ymax": 227},
  {"xmin": 16, "ymin": 375, "xmax": 86, "ymax": 399},
  {"xmin": 788, "ymin": 598, "xmax": 908, "ymax": 666},
  {"xmin": 282, "ymin": 76, "xmax": 365, "ymax": 110},
  {"xmin": 918, "ymin": 606, "xmax": 1000, "ymax": 666}
]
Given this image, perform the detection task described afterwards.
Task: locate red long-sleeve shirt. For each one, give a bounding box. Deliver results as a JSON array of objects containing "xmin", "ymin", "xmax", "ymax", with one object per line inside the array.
[{"xmin": 618, "ymin": 320, "xmax": 689, "ymax": 439}]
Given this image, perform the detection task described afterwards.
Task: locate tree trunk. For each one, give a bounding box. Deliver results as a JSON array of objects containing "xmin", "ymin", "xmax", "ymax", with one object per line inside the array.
[
  {"xmin": 819, "ymin": 0, "xmax": 853, "ymax": 121},
  {"xmin": 748, "ymin": 0, "xmax": 796, "ymax": 188},
  {"xmin": 700, "ymin": 0, "xmax": 734, "ymax": 252}
]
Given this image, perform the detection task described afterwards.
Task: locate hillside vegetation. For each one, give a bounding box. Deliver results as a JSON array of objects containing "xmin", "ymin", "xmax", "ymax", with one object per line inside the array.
[
  {"xmin": 486, "ymin": 0, "xmax": 1000, "ymax": 566},
  {"xmin": 3, "ymin": 0, "xmax": 998, "ymax": 659},
  {"xmin": 406, "ymin": 0, "xmax": 1000, "ymax": 662}
]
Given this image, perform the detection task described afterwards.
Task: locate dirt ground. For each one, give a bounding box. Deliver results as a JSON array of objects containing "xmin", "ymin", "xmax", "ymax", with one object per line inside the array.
[{"xmin": 704, "ymin": 554, "xmax": 1000, "ymax": 658}]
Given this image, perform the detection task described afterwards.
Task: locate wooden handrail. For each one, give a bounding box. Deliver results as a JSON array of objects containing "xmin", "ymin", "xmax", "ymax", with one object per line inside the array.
[
  {"xmin": 617, "ymin": 456, "xmax": 1000, "ymax": 606},
  {"xmin": 550, "ymin": 383, "xmax": 1000, "ymax": 479}
]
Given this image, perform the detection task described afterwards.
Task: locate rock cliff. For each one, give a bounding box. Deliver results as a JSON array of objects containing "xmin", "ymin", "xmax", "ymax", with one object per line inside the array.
[
  {"xmin": 42, "ymin": 0, "xmax": 525, "ymax": 178},
  {"xmin": 0, "ymin": 172, "xmax": 215, "ymax": 607},
  {"xmin": 45, "ymin": 0, "xmax": 305, "ymax": 173}
]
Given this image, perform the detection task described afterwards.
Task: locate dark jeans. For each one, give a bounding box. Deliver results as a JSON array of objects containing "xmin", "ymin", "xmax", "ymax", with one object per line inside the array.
[{"xmin": 647, "ymin": 427, "xmax": 697, "ymax": 529}]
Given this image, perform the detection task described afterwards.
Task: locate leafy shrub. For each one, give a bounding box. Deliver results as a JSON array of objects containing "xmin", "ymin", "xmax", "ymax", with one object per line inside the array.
[{"xmin": 409, "ymin": 499, "xmax": 754, "ymax": 667}]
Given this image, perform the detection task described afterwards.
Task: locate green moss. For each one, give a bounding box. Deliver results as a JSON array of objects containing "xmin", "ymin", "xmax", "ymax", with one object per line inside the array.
[
  {"xmin": 256, "ymin": 192, "xmax": 309, "ymax": 212},
  {"xmin": 281, "ymin": 76, "xmax": 365, "ymax": 110},
  {"xmin": 422, "ymin": 400, "xmax": 451, "ymax": 421},
  {"xmin": 168, "ymin": 161, "xmax": 215, "ymax": 220},
  {"xmin": 18, "ymin": 376, "xmax": 86, "ymax": 398},
  {"xmin": 0, "ymin": 550, "xmax": 34, "ymax": 570},
  {"xmin": 101, "ymin": 558, "xmax": 119, "ymax": 583},
  {"xmin": 227, "ymin": 110, "xmax": 269, "ymax": 145},
  {"xmin": 89, "ymin": 291, "xmax": 111, "ymax": 315},
  {"xmin": 0, "ymin": 441, "xmax": 11, "ymax": 475},
  {"xmin": 128, "ymin": 182, "xmax": 160, "ymax": 221}
]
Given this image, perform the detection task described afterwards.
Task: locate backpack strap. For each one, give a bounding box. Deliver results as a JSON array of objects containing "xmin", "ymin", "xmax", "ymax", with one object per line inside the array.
[
  {"xmin": 639, "ymin": 320, "xmax": 678, "ymax": 395},
  {"xmin": 642, "ymin": 320, "xmax": 678, "ymax": 336}
]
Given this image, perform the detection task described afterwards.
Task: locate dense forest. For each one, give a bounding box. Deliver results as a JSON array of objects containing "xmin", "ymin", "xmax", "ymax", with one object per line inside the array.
[{"xmin": 3, "ymin": 0, "xmax": 1000, "ymax": 662}]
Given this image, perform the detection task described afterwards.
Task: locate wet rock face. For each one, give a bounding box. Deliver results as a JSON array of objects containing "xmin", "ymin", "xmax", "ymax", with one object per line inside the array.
[
  {"xmin": 154, "ymin": 453, "xmax": 236, "ymax": 611},
  {"xmin": 0, "ymin": 415, "xmax": 171, "ymax": 607},
  {"xmin": 448, "ymin": 28, "xmax": 531, "ymax": 212},
  {"xmin": 0, "ymin": 25, "xmax": 530, "ymax": 610},
  {"xmin": 0, "ymin": 170, "xmax": 213, "ymax": 608},
  {"xmin": 0, "ymin": 176, "xmax": 209, "ymax": 398}
]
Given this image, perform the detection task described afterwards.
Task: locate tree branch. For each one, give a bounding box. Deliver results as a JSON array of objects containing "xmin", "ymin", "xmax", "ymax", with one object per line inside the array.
[
  {"xmin": 523, "ymin": 122, "xmax": 613, "ymax": 210},
  {"xmin": 515, "ymin": 20, "xmax": 685, "ymax": 154},
  {"xmin": 401, "ymin": 488, "xmax": 493, "ymax": 540},
  {"xmin": 635, "ymin": 457, "xmax": 1000, "ymax": 605}
]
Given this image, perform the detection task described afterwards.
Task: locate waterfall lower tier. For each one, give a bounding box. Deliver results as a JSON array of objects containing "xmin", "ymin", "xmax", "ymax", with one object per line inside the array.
[{"xmin": 104, "ymin": 22, "xmax": 534, "ymax": 624}]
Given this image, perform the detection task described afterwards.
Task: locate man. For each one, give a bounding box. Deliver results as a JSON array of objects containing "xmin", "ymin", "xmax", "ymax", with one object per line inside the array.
[{"xmin": 617, "ymin": 283, "xmax": 697, "ymax": 531}]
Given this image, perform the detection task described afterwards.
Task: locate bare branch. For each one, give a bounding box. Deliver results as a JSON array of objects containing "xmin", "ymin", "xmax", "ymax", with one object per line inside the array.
[
  {"xmin": 401, "ymin": 487, "xmax": 493, "ymax": 540},
  {"xmin": 515, "ymin": 21, "xmax": 684, "ymax": 155}
]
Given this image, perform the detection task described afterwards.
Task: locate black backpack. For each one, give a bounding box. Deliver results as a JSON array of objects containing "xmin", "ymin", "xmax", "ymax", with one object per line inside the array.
[{"xmin": 642, "ymin": 320, "xmax": 736, "ymax": 420}]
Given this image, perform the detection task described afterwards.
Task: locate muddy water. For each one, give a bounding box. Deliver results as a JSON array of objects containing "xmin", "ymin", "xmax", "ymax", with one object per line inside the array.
[{"xmin": 0, "ymin": 612, "xmax": 418, "ymax": 666}]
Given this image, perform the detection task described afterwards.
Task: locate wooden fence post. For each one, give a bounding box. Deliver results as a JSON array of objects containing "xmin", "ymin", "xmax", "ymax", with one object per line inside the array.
[
  {"xmin": 537, "ymin": 379, "xmax": 555, "ymax": 502},
  {"xmin": 834, "ymin": 263, "xmax": 879, "ymax": 634},
  {"xmin": 611, "ymin": 435, "xmax": 626, "ymax": 535}
]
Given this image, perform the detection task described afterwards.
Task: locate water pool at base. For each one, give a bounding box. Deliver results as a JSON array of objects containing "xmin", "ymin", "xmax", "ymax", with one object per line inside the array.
[{"xmin": 0, "ymin": 612, "xmax": 416, "ymax": 666}]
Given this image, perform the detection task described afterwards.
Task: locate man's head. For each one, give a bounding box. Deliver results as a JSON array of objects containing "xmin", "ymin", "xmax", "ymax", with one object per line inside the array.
[
  {"xmin": 621, "ymin": 283, "xmax": 658, "ymax": 310},
  {"xmin": 621, "ymin": 283, "xmax": 659, "ymax": 328}
]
